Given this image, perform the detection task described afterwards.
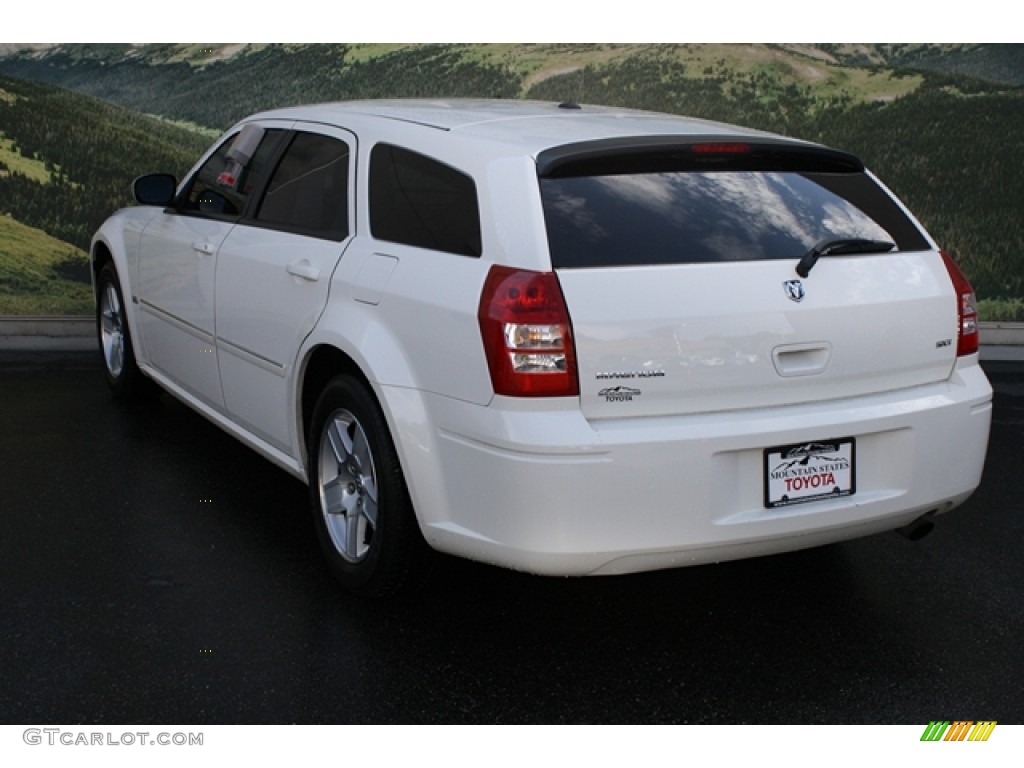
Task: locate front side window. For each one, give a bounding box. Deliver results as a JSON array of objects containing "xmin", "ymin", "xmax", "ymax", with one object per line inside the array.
[
  {"xmin": 255, "ymin": 132, "xmax": 350, "ymax": 239},
  {"xmin": 369, "ymin": 144, "xmax": 482, "ymax": 257},
  {"xmin": 180, "ymin": 127, "xmax": 285, "ymax": 217}
]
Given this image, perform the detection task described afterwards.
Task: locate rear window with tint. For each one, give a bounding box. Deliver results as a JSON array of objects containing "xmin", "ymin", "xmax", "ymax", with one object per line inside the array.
[{"xmin": 540, "ymin": 167, "xmax": 930, "ymax": 269}]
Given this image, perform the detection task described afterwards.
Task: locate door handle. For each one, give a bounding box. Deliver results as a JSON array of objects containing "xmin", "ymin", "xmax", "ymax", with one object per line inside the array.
[
  {"xmin": 192, "ymin": 241, "xmax": 216, "ymax": 256},
  {"xmin": 286, "ymin": 260, "xmax": 321, "ymax": 282}
]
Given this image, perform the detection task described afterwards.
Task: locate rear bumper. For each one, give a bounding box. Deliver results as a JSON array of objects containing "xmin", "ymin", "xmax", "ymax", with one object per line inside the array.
[{"xmin": 387, "ymin": 360, "xmax": 992, "ymax": 576}]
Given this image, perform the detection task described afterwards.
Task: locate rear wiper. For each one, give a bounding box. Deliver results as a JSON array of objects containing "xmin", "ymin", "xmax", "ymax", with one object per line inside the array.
[{"xmin": 796, "ymin": 238, "xmax": 895, "ymax": 277}]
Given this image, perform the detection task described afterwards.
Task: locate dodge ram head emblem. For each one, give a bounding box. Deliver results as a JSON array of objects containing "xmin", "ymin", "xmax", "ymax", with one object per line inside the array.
[{"xmin": 783, "ymin": 279, "xmax": 805, "ymax": 303}]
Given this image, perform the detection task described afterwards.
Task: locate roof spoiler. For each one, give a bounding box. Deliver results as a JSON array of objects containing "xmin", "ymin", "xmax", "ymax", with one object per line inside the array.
[{"xmin": 536, "ymin": 135, "xmax": 865, "ymax": 178}]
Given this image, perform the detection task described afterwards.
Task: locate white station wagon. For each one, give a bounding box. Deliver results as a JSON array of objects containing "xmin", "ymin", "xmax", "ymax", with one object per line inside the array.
[{"xmin": 92, "ymin": 99, "xmax": 993, "ymax": 596}]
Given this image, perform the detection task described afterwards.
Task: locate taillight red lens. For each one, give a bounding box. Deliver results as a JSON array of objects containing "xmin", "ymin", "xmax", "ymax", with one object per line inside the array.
[
  {"xmin": 478, "ymin": 266, "xmax": 579, "ymax": 397},
  {"xmin": 940, "ymin": 250, "xmax": 979, "ymax": 357}
]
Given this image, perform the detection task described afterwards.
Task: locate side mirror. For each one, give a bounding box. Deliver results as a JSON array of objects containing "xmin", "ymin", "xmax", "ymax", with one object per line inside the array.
[{"xmin": 133, "ymin": 173, "xmax": 177, "ymax": 206}]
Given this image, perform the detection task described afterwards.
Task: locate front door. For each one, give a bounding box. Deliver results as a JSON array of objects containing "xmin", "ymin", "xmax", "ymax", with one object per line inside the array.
[{"xmin": 136, "ymin": 126, "xmax": 287, "ymax": 409}]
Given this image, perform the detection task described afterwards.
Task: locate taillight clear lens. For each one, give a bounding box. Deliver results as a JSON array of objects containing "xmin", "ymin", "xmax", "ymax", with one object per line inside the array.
[
  {"xmin": 478, "ymin": 266, "xmax": 579, "ymax": 397},
  {"xmin": 940, "ymin": 250, "xmax": 979, "ymax": 357},
  {"xmin": 504, "ymin": 323, "xmax": 566, "ymax": 349}
]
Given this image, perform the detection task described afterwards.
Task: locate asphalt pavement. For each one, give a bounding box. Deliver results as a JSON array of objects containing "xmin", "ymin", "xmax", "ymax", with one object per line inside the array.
[{"xmin": 1, "ymin": 350, "xmax": 1021, "ymax": 724}]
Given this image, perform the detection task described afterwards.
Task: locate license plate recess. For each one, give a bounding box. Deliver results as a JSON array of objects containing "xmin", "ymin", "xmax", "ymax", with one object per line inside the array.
[{"xmin": 764, "ymin": 438, "xmax": 855, "ymax": 509}]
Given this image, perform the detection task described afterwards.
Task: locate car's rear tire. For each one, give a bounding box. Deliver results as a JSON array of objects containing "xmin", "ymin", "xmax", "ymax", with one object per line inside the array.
[
  {"xmin": 308, "ymin": 375, "xmax": 428, "ymax": 597},
  {"xmin": 96, "ymin": 262, "xmax": 146, "ymax": 400}
]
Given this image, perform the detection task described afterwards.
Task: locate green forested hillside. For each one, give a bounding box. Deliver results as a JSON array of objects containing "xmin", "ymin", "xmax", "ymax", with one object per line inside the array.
[
  {"xmin": 814, "ymin": 44, "xmax": 1024, "ymax": 86},
  {"xmin": 0, "ymin": 75, "xmax": 209, "ymax": 250},
  {"xmin": 0, "ymin": 44, "xmax": 1021, "ymax": 316},
  {"xmin": 0, "ymin": 44, "xmax": 522, "ymax": 129},
  {"xmin": 0, "ymin": 43, "xmax": 935, "ymax": 130},
  {"xmin": 809, "ymin": 85, "xmax": 1024, "ymax": 304},
  {"xmin": 0, "ymin": 215, "xmax": 91, "ymax": 315},
  {"xmin": 0, "ymin": 75, "xmax": 210, "ymax": 314},
  {"xmin": 885, "ymin": 44, "xmax": 1024, "ymax": 87}
]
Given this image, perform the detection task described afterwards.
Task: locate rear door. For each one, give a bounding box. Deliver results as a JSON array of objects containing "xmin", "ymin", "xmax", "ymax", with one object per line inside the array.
[
  {"xmin": 538, "ymin": 139, "xmax": 958, "ymax": 420},
  {"xmin": 215, "ymin": 124, "xmax": 355, "ymax": 452}
]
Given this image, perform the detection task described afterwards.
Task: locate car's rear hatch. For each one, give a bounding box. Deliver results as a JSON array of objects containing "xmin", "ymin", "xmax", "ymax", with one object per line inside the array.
[{"xmin": 537, "ymin": 137, "xmax": 959, "ymax": 420}]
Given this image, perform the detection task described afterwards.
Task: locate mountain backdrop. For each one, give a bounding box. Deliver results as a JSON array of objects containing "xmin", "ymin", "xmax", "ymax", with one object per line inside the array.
[{"xmin": 1, "ymin": 43, "xmax": 1021, "ymax": 317}]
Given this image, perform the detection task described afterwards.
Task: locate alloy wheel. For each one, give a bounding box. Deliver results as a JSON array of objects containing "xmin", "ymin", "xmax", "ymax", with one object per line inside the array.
[
  {"xmin": 100, "ymin": 282, "xmax": 125, "ymax": 378},
  {"xmin": 317, "ymin": 409, "xmax": 379, "ymax": 562}
]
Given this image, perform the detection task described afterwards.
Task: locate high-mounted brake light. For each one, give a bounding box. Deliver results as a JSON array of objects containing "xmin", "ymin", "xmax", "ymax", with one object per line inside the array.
[
  {"xmin": 478, "ymin": 266, "xmax": 579, "ymax": 397},
  {"xmin": 691, "ymin": 142, "xmax": 751, "ymax": 155},
  {"xmin": 940, "ymin": 250, "xmax": 979, "ymax": 357}
]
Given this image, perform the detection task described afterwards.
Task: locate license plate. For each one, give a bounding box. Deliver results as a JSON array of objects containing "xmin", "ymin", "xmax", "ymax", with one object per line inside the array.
[{"xmin": 764, "ymin": 438, "xmax": 855, "ymax": 509}]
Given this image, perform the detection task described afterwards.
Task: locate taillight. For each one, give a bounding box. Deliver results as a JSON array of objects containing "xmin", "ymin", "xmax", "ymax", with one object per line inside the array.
[
  {"xmin": 478, "ymin": 266, "xmax": 579, "ymax": 397},
  {"xmin": 940, "ymin": 250, "xmax": 979, "ymax": 357}
]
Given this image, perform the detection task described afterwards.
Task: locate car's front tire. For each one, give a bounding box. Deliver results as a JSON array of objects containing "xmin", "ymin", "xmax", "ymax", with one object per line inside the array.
[
  {"xmin": 308, "ymin": 375, "xmax": 428, "ymax": 597},
  {"xmin": 96, "ymin": 262, "xmax": 146, "ymax": 400}
]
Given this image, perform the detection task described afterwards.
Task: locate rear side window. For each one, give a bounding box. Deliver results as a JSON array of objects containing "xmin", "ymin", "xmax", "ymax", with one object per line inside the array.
[
  {"xmin": 369, "ymin": 144, "xmax": 482, "ymax": 257},
  {"xmin": 540, "ymin": 152, "xmax": 930, "ymax": 268},
  {"xmin": 256, "ymin": 132, "xmax": 350, "ymax": 239}
]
